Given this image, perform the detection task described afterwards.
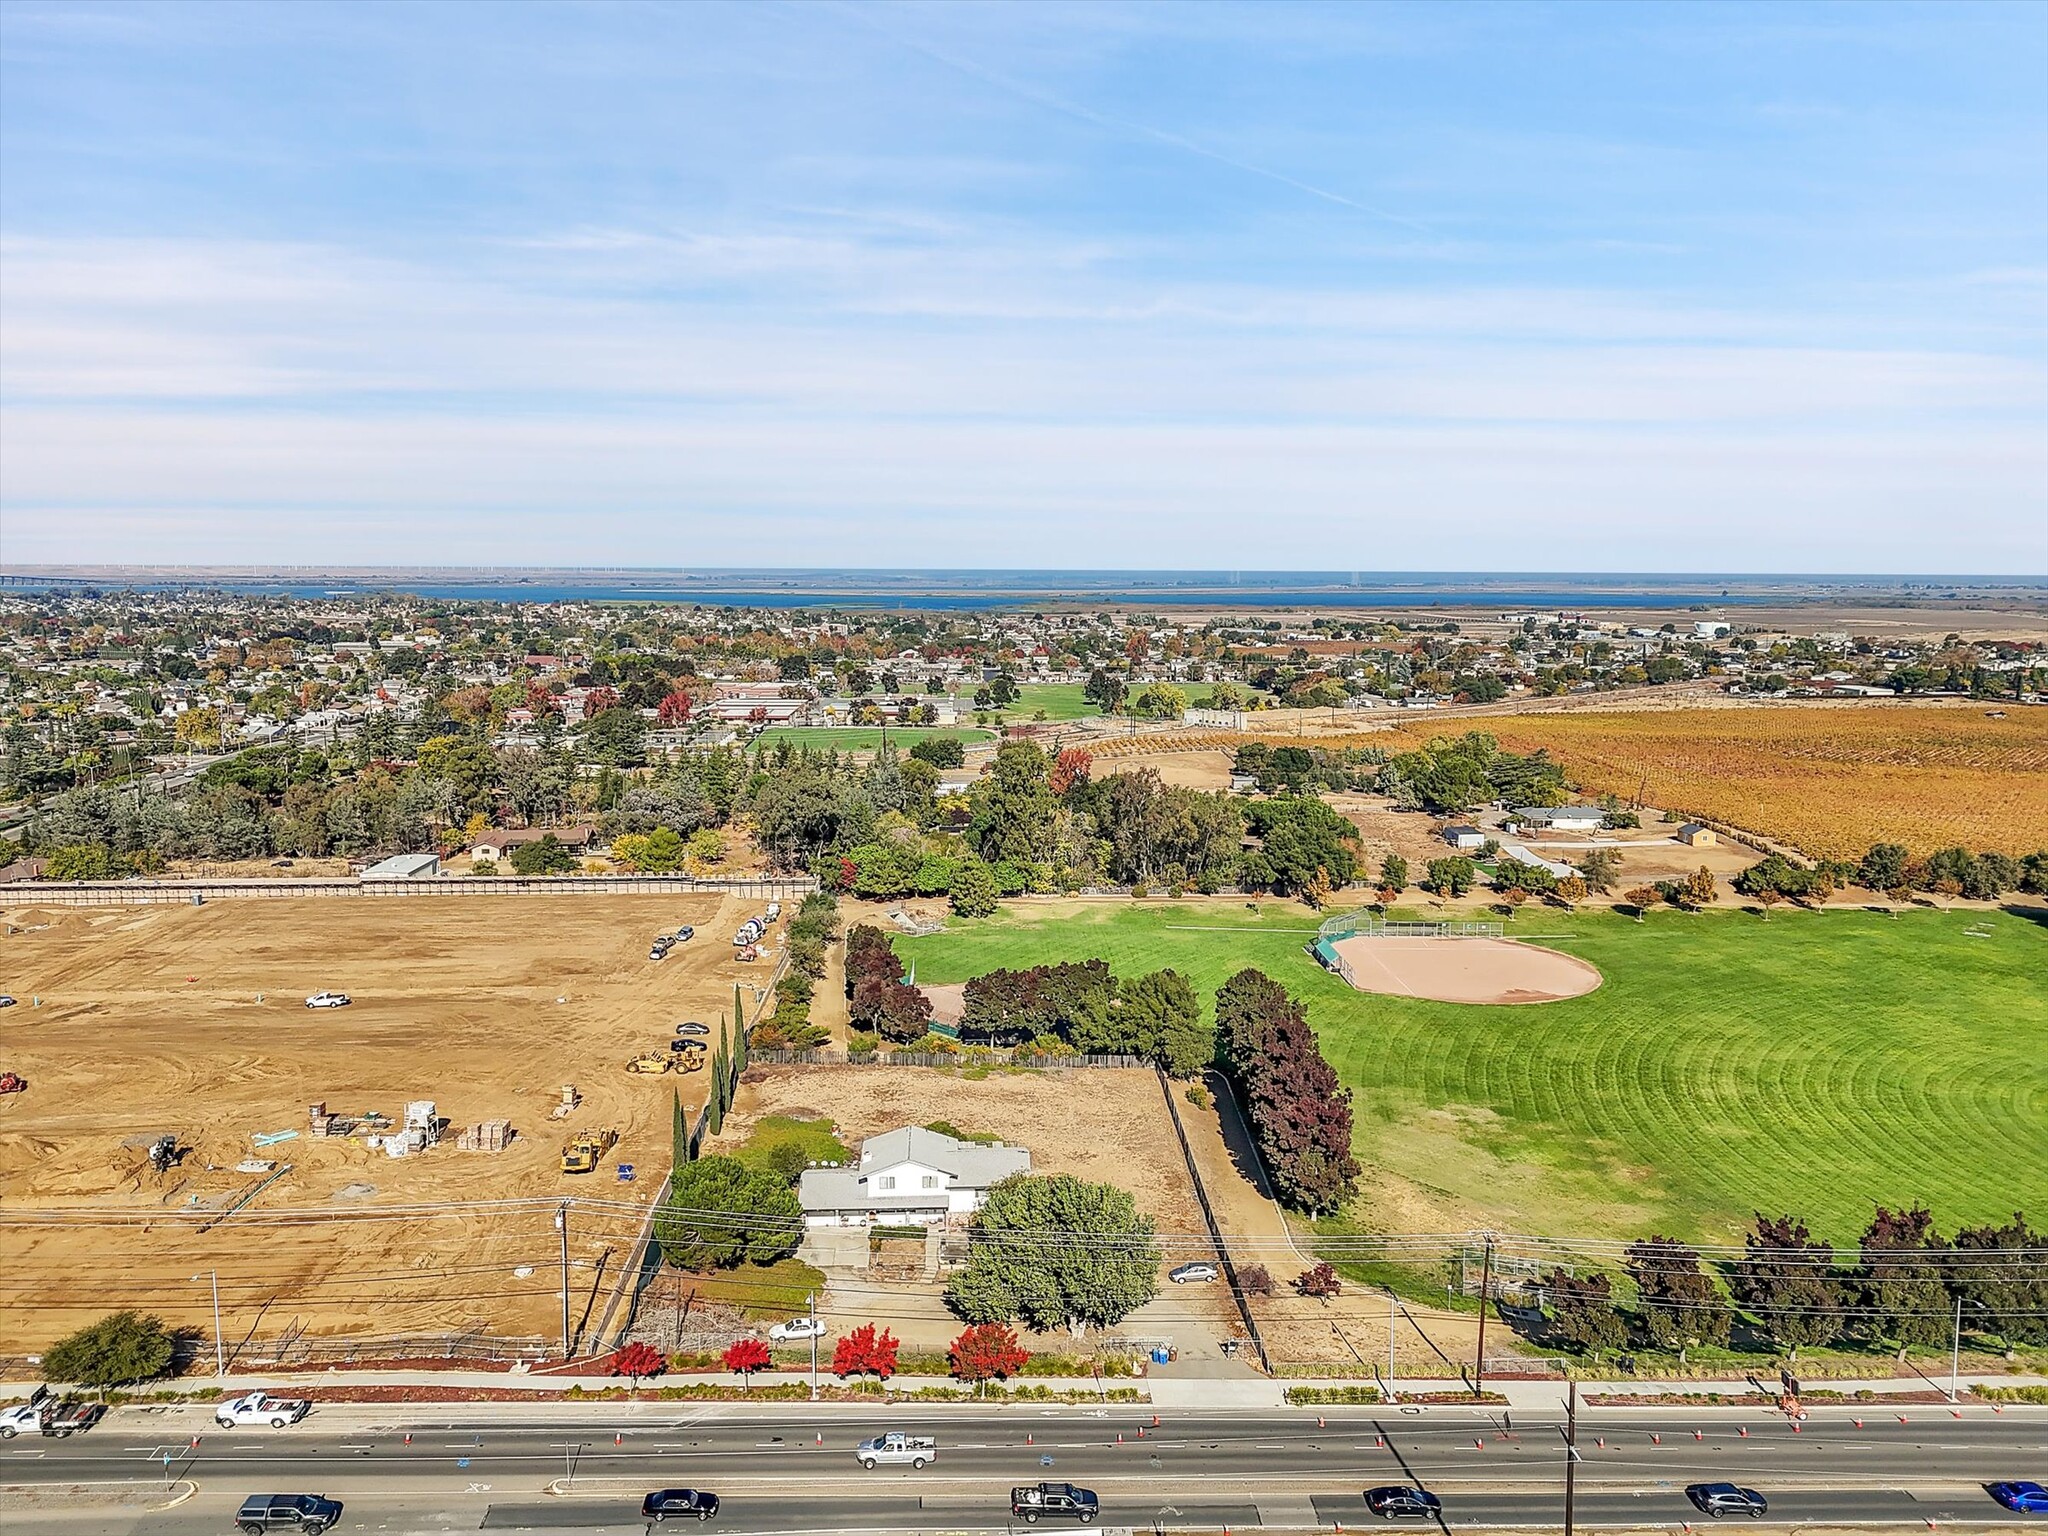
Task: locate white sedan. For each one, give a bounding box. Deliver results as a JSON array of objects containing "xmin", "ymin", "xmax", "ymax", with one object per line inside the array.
[
  {"xmin": 1168, "ymin": 1262, "xmax": 1220, "ymax": 1284},
  {"xmin": 768, "ymin": 1317, "xmax": 828, "ymax": 1342},
  {"xmin": 304, "ymin": 991, "xmax": 351, "ymax": 1009}
]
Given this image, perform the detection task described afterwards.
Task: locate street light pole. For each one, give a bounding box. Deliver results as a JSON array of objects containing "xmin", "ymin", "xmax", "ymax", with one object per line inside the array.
[
  {"xmin": 808, "ymin": 1290, "xmax": 819, "ymax": 1400},
  {"xmin": 1387, "ymin": 1290, "xmax": 1397, "ymax": 1399},
  {"xmin": 1473, "ymin": 1238, "xmax": 1494, "ymax": 1396},
  {"xmin": 1563, "ymin": 1378, "xmax": 1579, "ymax": 1536}
]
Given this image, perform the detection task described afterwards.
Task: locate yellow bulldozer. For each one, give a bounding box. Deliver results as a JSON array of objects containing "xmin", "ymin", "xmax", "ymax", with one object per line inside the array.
[{"xmin": 560, "ymin": 1127, "xmax": 620, "ymax": 1175}]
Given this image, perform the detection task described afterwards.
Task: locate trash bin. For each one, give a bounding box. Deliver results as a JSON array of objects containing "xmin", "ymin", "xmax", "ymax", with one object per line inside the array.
[{"xmin": 1151, "ymin": 1346, "xmax": 1170, "ymax": 1365}]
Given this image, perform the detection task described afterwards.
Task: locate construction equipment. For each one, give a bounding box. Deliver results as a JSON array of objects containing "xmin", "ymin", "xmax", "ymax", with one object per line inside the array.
[
  {"xmin": 0, "ymin": 1072, "xmax": 26, "ymax": 1095},
  {"xmin": 624, "ymin": 1053, "xmax": 673, "ymax": 1075},
  {"xmin": 560, "ymin": 1127, "xmax": 619, "ymax": 1175},
  {"xmin": 148, "ymin": 1134, "xmax": 182, "ymax": 1174}
]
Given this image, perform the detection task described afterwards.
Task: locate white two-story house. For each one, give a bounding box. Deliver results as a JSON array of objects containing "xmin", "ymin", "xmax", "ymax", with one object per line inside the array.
[{"xmin": 798, "ymin": 1125, "xmax": 1031, "ymax": 1228}]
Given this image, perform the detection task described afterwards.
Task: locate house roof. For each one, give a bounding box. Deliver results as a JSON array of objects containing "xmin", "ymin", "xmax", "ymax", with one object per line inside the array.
[{"xmin": 860, "ymin": 1125, "xmax": 1030, "ymax": 1186}]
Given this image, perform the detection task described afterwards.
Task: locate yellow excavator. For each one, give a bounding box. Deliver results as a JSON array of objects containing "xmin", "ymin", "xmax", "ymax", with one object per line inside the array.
[{"xmin": 560, "ymin": 1127, "xmax": 620, "ymax": 1174}]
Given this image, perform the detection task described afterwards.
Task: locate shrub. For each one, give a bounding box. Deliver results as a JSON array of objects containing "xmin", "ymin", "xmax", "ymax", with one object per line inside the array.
[{"xmin": 44, "ymin": 1311, "xmax": 176, "ymax": 1389}]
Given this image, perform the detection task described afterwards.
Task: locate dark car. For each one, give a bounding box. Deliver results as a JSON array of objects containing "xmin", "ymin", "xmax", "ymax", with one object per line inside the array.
[
  {"xmin": 1365, "ymin": 1485, "xmax": 1443, "ymax": 1519},
  {"xmin": 236, "ymin": 1493, "xmax": 344, "ymax": 1534},
  {"xmin": 1012, "ymin": 1481, "xmax": 1100, "ymax": 1523},
  {"xmin": 674, "ymin": 1020, "xmax": 710, "ymax": 1036},
  {"xmin": 1687, "ymin": 1483, "xmax": 1769, "ymax": 1518},
  {"xmin": 1990, "ymin": 1482, "xmax": 2048, "ymax": 1514},
  {"xmin": 642, "ymin": 1488, "xmax": 720, "ymax": 1522}
]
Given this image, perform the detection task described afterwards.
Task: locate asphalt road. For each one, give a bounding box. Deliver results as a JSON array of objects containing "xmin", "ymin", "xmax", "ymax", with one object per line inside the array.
[{"xmin": 5, "ymin": 1403, "xmax": 2042, "ymax": 1533}]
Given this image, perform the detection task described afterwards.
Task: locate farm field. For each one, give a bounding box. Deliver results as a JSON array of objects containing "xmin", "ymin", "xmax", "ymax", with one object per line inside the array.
[
  {"xmin": 750, "ymin": 725, "xmax": 993, "ymax": 752},
  {"xmin": 0, "ymin": 894, "xmax": 763, "ymax": 1351},
  {"xmin": 1463, "ymin": 703, "xmax": 2048, "ymax": 860},
  {"xmin": 894, "ymin": 898, "xmax": 2048, "ymax": 1245}
]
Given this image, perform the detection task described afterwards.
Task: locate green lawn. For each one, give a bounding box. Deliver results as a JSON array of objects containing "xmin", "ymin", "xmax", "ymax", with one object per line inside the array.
[
  {"xmin": 1005, "ymin": 684, "xmax": 1094, "ymax": 720},
  {"xmin": 751, "ymin": 726, "xmax": 995, "ymax": 752},
  {"xmin": 895, "ymin": 901, "xmax": 2048, "ymax": 1244}
]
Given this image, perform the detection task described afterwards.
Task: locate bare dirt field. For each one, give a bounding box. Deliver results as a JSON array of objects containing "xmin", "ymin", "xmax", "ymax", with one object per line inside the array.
[
  {"xmin": 0, "ymin": 893, "xmax": 771, "ymax": 1352},
  {"xmin": 1329, "ymin": 936, "xmax": 1602, "ymax": 1005}
]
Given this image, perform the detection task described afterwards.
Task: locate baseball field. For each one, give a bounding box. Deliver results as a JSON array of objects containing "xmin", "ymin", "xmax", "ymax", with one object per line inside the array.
[{"xmin": 893, "ymin": 898, "xmax": 2048, "ymax": 1244}]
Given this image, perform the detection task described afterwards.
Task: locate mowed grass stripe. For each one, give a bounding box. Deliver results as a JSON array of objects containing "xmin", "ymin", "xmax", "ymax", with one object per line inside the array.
[{"xmin": 897, "ymin": 903, "xmax": 2048, "ymax": 1242}]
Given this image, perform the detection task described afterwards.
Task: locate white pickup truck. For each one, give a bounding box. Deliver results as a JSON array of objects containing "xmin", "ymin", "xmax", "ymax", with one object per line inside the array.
[
  {"xmin": 856, "ymin": 1431, "xmax": 937, "ymax": 1469},
  {"xmin": 215, "ymin": 1390, "xmax": 311, "ymax": 1429}
]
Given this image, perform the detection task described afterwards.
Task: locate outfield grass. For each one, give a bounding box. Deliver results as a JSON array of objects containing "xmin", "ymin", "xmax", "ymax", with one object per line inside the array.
[
  {"xmin": 894, "ymin": 901, "xmax": 2048, "ymax": 1243},
  {"xmin": 752, "ymin": 726, "xmax": 994, "ymax": 751}
]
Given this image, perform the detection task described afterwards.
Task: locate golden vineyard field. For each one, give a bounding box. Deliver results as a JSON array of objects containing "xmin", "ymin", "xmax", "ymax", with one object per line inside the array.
[{"xmin": 1465, "ymin": 704, "xmax": 2048, "ymax": 860}]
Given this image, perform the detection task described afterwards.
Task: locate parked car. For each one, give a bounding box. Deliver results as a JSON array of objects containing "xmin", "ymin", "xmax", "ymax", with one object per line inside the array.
[
  {"xmin": 1989, "ymin": 1482, "xmax": 2048, "ymax": 1514},
  {"xmin": 649, "ymin": 940, "xmax": 672, "ymax": 962},
  {"xmin": 674, "ymin": 1021, "xmax": 711, "ymax": 1036},
  {"xmin": 1687, "ymin": 1483, "xmax": 1769, "ymax": 1518},
  {"xmin": 768, "ymin": 1316, "xmax": 827, "ymax": 1342},
  {"xmin": 1012, "ymin": 1482, "xmax": 1100, "ymax": 1523},
  {"xmin": 856, "ymin": 1431, "xmax": 937, "ymax": 1469},
  {"xmin": 217, "ymin": 1391, "xmax": 311, "ymax": 1429},
  {"xmin": 1169, "ymin": 1261, "xmax": 1219, "ymax": 1284},
  {"xmin": 235, "ymin": 1493, "xmax": 344, "ymax": 1534},
  {"xmin": 641, "ymin": 1487, "xmax": 720, "ymax": 1522},
  {"xmin": 672, "ymin": 925, "xmax": 695, "ymax": 942},
  {"xmin": 1365, "ymin": 1485, "xmax": 1443, "ymax": 1519},
  {"xmin": 0, "ymin": 995, "xmax": 16, "ymax": 1008},
  {"xmin": 303, "ymin": 992, "xmax": 350, "ymax": 1009}
]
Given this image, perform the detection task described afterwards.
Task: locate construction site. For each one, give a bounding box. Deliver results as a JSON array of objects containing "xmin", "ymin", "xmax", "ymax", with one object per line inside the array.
[{"xmin": 0, "ymin": 892, "xmax": 775, "ymax": 1358}]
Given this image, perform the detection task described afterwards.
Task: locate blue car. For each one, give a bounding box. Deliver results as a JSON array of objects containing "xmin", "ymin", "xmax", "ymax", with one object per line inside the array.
[{"xmin": 1990, "ymin": 1482, "xmax": 2048, "ymax": 1514}]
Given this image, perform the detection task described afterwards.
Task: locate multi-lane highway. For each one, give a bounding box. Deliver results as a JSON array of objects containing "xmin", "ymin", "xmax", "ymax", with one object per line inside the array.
[{"xmin": 5, "ymin": 1401, "xmax": 2043, "ymax": 1533}]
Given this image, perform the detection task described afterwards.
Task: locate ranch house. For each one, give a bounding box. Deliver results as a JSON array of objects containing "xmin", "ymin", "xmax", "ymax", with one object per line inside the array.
[
  {"xmin": 1513, "ymin": 805, "xmax": 1607, "ymax": 833},
  {"xmin": 798, "ymin": 1125, "xmax": 1031, "ymax": 1229}
]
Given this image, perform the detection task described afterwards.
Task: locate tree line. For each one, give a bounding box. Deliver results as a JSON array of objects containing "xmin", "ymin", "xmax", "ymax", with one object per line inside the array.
[{"xmin": 1535, "ymin": 1205, "xmax": 2047, "ymax": 1360}]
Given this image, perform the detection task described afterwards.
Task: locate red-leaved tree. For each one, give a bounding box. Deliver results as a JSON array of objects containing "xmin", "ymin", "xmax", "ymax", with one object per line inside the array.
[
  {"xmin": 1294, "ymin": 1262, "xmax": 1343, "ymax": 1303},
  {"xmin": 832, "ymin": 1322, "xmax": 900, "ymax": 1381},
  {"xmin": 657, "ymin": 687, "xmax": 697, "ymax": 727},
  {"xmin": 609, "ymin": 1340, "xmax": 666, "ymax": 1384},
  {"xmin": 1048, "ymin": 747, "xmax": 1093, "ymax": 796},
  {"xmin": 948, "ymin": 1323, "xmax": 1029, "ymax": 1389},
  {"xmin": 722, "ymin": 1338, "xmax": 772, "ymax": 1387},
  {"xmin": 582, "ymin": 685, "xmax": 621, "ymax": 719}
]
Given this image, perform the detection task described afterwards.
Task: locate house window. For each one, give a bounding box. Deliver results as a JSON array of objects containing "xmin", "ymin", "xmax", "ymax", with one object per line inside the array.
[
  {"xmin": 877, "ymin": 1175, "xmax": 895, "ymax": 1191},
  {"xmin": 921, "ymin": 1174, "xmax": 939, "ymax": 1190}
]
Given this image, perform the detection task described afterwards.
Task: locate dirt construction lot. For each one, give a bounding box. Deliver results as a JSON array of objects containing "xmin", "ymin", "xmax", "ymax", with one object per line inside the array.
[{"xmin": 0, "ymin": 894, "xmax": 768, "ymax": 1352}]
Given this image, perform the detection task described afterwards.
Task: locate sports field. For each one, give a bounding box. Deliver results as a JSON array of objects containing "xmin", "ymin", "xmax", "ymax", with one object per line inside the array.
[
  {"xmin": 893, "ymin": 899, "xmax": 2048, "ymax": 1243},
  {"xmin": 751, "ymin": 725, "xmax": 994, "ymax": 751},
  {"xmin": 1006, "ymin": 683, "xmax": 1093, "ymax": 720}
]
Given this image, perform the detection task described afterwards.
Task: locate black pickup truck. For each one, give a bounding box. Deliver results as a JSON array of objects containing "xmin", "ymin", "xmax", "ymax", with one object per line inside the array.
[{"xmin": 1011, "ymin": 1482, "xmax": 1101, "ymax": 1523}]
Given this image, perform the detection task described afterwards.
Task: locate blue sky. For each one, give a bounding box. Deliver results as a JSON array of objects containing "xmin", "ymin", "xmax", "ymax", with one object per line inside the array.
[{"xmin": 2, "ymin": 0, "xmax": 2044, "ymax": 571}]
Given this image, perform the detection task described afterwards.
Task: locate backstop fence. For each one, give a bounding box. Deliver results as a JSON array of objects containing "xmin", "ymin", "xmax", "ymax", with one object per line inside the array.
[{"xmin": 1316, "ymin": 909, "xmax": 1505, "ymax": 942}]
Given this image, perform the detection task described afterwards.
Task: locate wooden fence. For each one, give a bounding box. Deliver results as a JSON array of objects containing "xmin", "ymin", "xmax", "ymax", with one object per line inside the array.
[{"xmin": 749, "ymin": 1048, "xmax": 1151, "ymax": 1070}]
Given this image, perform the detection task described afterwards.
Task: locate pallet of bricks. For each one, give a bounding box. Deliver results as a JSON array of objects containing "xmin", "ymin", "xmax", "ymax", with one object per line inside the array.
[{"xmin": 454, "ymin": 1119, "xmax": 513, "ymax": 1152}]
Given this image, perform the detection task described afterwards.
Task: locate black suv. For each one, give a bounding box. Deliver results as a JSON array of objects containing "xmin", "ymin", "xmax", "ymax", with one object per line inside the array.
[
  {"xmin": 1365, "ymin": 1485, "xmax": 1444, "ymax": 1519},
  {"xmin": 1011, "ymin": 1482, "xmax": 1100, "ymax": 1523},
  {"xmin": 642, "ymin": 1488, "xmax": 720, "ymax": 1522},
  {"xmin": 236, "ymin": 1494, "xmax": 343, "ymax": 1534},
  {"xmin": 1687, "ymin": 1483, "xmax": 1769, "ymax": 1518}
]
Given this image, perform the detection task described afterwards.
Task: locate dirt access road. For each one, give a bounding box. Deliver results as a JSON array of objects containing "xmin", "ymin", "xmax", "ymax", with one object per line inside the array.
[{"xmin": 0, "ymin": 893, "xmax": 769, "ymax": 1351}]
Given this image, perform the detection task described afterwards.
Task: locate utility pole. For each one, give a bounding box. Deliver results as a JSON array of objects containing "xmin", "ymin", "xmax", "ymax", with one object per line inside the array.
[
  {"xmin": 1473, "ymin": 1237, "xmax": 1494, "ymax": 1396},
  {"xmin": 1563, "ymin": 1378, "xmax": 1579, "ymax": 1536},
  {"xmin": 1387, "ymin": 1289, "xmax": 1397, "ymax": 1398},
  {"xmin": 809, "ymin": 1289, "xmax": 820, "ymax": 1401},
  {"xmin": 1949, "ymin": 1294, "xmax": 1963, "ymax": 1404},
  {"xmin": 556, "ymin": 1202, "xmax": 571, "ymax": 1362}
]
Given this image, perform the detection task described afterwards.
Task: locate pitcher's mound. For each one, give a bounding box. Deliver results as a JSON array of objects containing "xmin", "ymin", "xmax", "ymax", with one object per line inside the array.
[{"xmin": 1328, "ymin": 936, "xmax": 1601, "ymax": 1005}]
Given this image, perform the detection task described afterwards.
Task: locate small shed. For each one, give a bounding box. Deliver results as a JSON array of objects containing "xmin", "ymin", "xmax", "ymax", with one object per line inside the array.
[
  {"xmin": 1442, "ymin": 825, "xmax": 1485, "ymax": 850},
  {"xmin": 1675, "ymin": 823, "xmax": 1717, "ymax": 848},
  {"xmin": 362, "ymin": 852, "xmax": 441, "ymax": 881}
]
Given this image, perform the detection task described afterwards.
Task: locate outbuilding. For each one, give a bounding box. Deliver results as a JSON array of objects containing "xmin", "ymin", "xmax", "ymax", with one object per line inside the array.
[
  {"xmin": 1675, "ymin": 822, "xmax": 1718, "ymax": 847},
  {"xmin": 1441, "ymin": 825, "xmax": 1485, "ymax": 850},
  {"xmin": 361, "ymin": 852, "xmax": 441, "ymax": 881}
]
